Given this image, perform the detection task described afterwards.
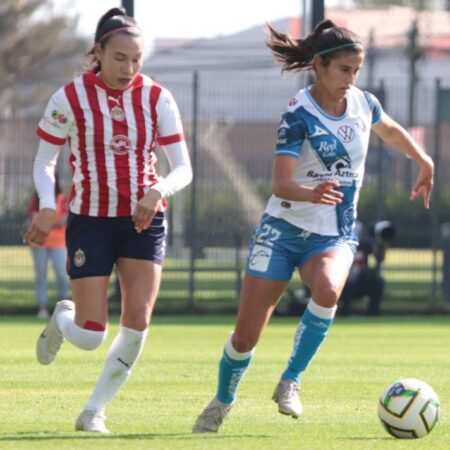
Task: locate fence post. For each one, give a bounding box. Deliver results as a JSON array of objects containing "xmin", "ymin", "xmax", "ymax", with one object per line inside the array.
[
  {"xmin": 188, "ymin": 71, "xmax": 199, "ymax": 311},
  {"xmin": 430, "ymin": 78, "xmax": 441, "ymax": 309},
  {"xmin": 234, "ymin": 233, "xmax": 242, "ymax": 300}
]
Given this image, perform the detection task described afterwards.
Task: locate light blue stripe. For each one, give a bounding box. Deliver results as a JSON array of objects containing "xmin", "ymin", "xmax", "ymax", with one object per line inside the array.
[{"xmin": 275, "ymin": 150, "xmax": 299, "ymax": 158}]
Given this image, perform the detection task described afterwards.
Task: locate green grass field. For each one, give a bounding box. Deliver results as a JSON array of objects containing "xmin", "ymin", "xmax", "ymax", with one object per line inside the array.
[
  {"xmin": 0, "ymin": 316, "xmax": 449, "ymax": 449},
  {"xmin": 0, "ymin": 245, "xmax": 448, "ymax": 314}
]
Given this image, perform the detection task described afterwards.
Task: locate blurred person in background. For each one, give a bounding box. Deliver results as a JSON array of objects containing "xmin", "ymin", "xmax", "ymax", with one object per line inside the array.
[
  {"xmin": 24, "ymin": 7, "xmax": 192, "ymax": 433},
  {"xmin": 339, "ymin": 220, "xmax": 395, "ymax": 316},
  {"xmin": 193, "ymin": 19, "xmax": 433, "ymax": 433},
  {"xmin": 27, "ymin": 174, "xmax": 69, "ymax": 319}
]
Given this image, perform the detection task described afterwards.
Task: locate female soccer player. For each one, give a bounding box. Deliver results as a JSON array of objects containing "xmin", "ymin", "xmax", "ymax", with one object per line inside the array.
[
  {"xmin": 24, "ymin": 7, "xmax": 192, "ymax": 433},
  {"xmin": 193, "ymin": 20, "xmax": 433, "ymax": 433}
]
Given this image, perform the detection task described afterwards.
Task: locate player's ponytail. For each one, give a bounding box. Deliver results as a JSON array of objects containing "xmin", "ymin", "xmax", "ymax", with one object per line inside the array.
[
  {"xmin": 85, "ymin": 7, "xmax": 142, "ymax": 73},
  {"xmin": 266, "ymin": 19, "xmax": 363, "ymax": 73}
]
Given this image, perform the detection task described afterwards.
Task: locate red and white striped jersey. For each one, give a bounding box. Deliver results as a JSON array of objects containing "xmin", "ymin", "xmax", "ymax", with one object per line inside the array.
[{"xmin": 37, "ymin": 71, "xmax": 185, "ymax": 217}]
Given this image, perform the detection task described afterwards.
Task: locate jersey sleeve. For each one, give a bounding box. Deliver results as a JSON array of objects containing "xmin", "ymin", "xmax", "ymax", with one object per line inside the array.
[
  {"xmin": 36, "ymin": 88, "xmax": 72, "ymax": 145},
  {"xmin": 274, "ymin": 110, "xmax": 306, "ymax": 158},
  {"xmin": 156, "ymin": 88, "xmax": 185, "ymax": 146},
  {"xmin": 364, "ymin": 91, "xmax": 384, "ymax": 126}
]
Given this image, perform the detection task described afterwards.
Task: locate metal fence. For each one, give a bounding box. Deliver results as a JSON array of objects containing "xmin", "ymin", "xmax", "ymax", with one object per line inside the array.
[{"xmin": 0, "ymin": 72, "xmax": 450, "ymax": 315}]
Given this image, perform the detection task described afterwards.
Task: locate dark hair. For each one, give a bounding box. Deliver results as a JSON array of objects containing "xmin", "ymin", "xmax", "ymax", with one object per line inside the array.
[
  {"xmin": 266, "ymin": 19, "xmax": 363, "ymax": 73},
  {"xmin": 86, "ymin": 7, "xmax": 142, "ymax": 73}
]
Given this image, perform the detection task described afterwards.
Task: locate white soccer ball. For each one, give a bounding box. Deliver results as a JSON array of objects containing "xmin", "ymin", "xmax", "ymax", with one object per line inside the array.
[{"xmin": 378, "ymin": 378, "xmax": 441, "ymax": 439}]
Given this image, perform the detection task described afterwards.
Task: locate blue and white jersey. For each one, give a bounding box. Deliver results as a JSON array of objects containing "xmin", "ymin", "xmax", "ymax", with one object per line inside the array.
[{"xmin": 264, "ymin": 85, "xmax": 383, "ymax": 237}]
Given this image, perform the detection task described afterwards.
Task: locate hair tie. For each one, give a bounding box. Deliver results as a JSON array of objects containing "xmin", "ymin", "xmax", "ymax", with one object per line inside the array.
[
  {"xmin": 97, "ymin": 25, "xmax": 141, "ymax": 43},
  {"xmin": 314, "ymin": 43, "xmax": 363, "ymax": 57}
]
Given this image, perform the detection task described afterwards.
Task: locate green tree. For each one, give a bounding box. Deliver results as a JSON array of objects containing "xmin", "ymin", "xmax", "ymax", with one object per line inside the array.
[{"xmin": 0, "ymin": 0, "xmax": 87, "ymax": 118}]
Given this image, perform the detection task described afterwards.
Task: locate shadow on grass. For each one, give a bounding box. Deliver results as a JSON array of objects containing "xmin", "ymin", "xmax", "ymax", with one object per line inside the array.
[{"xmin": 0, "ymin": 431, "xmax": 272, "ymax": 441}]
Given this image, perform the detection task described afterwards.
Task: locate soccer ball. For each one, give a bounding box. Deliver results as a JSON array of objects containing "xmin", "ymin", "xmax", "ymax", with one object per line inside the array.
[{"xmin": 377, "ymin": 378, "xmax": 440, "ymax": 439}]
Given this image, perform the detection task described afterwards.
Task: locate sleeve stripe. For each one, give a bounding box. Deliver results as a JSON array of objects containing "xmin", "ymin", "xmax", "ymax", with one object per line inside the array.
[
  {"xmin": 36, "ymin": 127, "xmax": 66, "ymax": 145},
  {"xmin": 157, "ymin": 133, "xmax": 185, "ymax": 146},
  {"xmin": 275, "ymin": 150, "xmax": 300, "ymax": 158}
]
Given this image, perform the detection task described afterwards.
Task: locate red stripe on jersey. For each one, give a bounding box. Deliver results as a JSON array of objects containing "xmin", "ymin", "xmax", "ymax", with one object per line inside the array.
[
  {"xmin": 65, "ymin": 82, "xmax": 90, "ymax": 215},
  {"xmin": 36, "ymin": 127, "xmax": 66, "ymax": 145},
  {"xmin": 132, "ymin": 86, "xmax": 146, "ymax": 200},
  {"xmin": 84, "ymin": 74, "xmax": 109, "ymax": 216},
  {"xmin": 147, "ymin": 84, "xmax": 162, "ymax": 188},
  {"xmin": 150, "ymin": 84, "xmax": 161, "ymax": 148},
  {"xmin": 111, "ymin": 96, "xmax": 131, "ymax": 216},
  {"xmin": 157, "ymin": 133, "xmax": 185, "ymax": 146}
]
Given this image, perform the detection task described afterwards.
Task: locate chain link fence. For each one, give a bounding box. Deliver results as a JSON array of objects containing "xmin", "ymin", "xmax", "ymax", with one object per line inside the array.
[{"xmin": 1, "ymin": 8, "xmax": 450, "ymax": 315}]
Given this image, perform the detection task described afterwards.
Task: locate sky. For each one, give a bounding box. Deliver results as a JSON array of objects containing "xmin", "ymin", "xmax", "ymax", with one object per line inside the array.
[{"xmin": 51, "ymin": 0, "xmax": 348, "ymax": 53}]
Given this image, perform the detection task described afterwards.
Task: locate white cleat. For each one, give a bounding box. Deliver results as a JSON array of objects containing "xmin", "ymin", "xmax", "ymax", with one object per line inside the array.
[
  {"xmin": 75, "ymin": 409, "xmax": 110, "ymax": 433},
  {"xmin": 192, "ymin": 398, "xmax": 233, "ymax": 433},
  {"xmin": 272, "ymin": 379, "xmax": 303, "ymax": 418},
  {"xmin": 36, "ymin": 300, "xmax": 74, "ymax": 365}
]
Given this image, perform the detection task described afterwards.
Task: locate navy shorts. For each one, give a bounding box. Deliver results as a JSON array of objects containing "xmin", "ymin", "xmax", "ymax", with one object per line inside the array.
[
  {"xmin": 66, "ymin": 212, "xmax": 167, "ymax": 279},
  {"xmin": 246, "ymin": 214, "xmax": 358, "ymax": 281}
]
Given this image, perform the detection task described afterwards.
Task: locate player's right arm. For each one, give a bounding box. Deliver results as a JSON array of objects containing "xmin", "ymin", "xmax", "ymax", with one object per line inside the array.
[
  {"xmin": 24, "ymin": 140, "xmax": 64, "ymax": 246},
  {"xmin": 24, "ymin": 88, "xmax": 70, "ymax": 245},
  {"xmin": 272, "ymin": 109, "xmax": 343, "ymax": 206},
  {"xmin": 272, "ymin": 156, "xmax": 343, "ymax": 205}
]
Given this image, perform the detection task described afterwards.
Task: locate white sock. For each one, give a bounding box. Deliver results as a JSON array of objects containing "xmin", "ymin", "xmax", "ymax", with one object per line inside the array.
[
  {"xmin": 56, "ymin": 308, "xmax": 107, "ymax": 350},
  {"xmin": 84, "ymin": 326, "xmax": 148, "ymax": 412}
]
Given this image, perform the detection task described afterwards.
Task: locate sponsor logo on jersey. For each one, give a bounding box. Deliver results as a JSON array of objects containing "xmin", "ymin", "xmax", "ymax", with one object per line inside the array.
[
  {"xmin": 337, "ymin": 125, "xmax": 355, "ymax": 143},
  {"xmin": 326, "ymin": 156, "xmax": 351, "ymax": 171},
  {"xmin": 317, "ymin": 140, "xmax": 337, "ymax": 157},
  {"xmin": 51, "ymin": 109, "xmax": 67, "ymax": 125},
  {"xmin": 74, "ymin": 248, "xmax": 86, "ymax": 267},
  {"xmin": 306, "ymin": 166, "xmax": 358, "ymax": 186},
  {"xmin": 110, "ymin": 135, "xmax": 131, "ymax": 155},
  {"xmin": 288, "ymin": 97, "xmax": 298, "ymax": 107},
  {"xmin": 309, "ymin": 125, "xmax": 329, "ymax": 138}
]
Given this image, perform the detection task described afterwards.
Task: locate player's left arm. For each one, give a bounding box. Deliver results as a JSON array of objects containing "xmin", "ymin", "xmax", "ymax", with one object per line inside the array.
[{"xmin": 372, "ymin": 113, "xmax": 434, "ymax": 209}]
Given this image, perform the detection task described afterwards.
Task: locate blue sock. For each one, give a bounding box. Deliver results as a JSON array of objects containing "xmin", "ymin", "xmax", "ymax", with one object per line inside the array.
[
  {"xmin": 281, "ymin": 299, "xmax": 336, "ymax": 383},
  {"xmin": 216, "ymin": 336, "xmax": 254, "ymax": 404}
]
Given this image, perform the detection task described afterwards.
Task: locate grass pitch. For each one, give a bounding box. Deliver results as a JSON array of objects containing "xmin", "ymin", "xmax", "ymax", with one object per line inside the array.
[{"xmin": 0, "ymin": 315, "xmax": 449, "ymax": 449}]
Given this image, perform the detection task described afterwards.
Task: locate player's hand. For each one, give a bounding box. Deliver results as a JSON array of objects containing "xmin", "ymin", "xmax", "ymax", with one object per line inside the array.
[
  {"xmin": 23, "ymin": 208, "xmax": 55, "ymax": 246},
  {"xmin": 132, "ymin": 189, "xmax": 162, "ymax": 233},
  {"xmin": 410, "ymin": 156, "xmax": 434, "ymax": 209},
  {"xmin": 311, "ymin": 180, "xmax": 343, "ymax": 205}
]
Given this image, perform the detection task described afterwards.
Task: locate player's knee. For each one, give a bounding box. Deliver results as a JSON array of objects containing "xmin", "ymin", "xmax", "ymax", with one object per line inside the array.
[
  {"xmin": 75, "ymin": 321, "xmax": 108, "ymax": 350},
  {"xmin": 121, "ymin": 306, "xmax": 151, "ymax": 331},
  {"xmin": 311, "ymin": 284, "xmax": 340, "ymax": 307},
  {"xmin": 231, "ymin": 334, "xmax": 256, "ymax": 353}
]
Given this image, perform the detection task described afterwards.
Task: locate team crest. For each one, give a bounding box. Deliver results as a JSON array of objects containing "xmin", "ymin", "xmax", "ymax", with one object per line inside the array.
[
  {"xmin": 74, "ymin": 248, "xmax": 86, "ymax": 267},
  {"xmin": 354, "ymin": 117, "xmax": 367, "ymax": 134},
  {"xmin": 111, "ymin": 106, "xmax": 125, "ymax": 121},
  {"xmin": 110, "ymin": 135, "xmax": 131, "ymax": 155}
]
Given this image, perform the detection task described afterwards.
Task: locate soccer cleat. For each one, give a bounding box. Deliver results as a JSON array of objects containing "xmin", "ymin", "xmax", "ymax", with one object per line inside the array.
[
  {"xmin": 192, "ymin": 398, "xmax": 233, "ymax": 433},
  {"xmin": 272, "ymin": 379, "xmax": 303, "ymax": 418},
  {"xmin": 36, "ymin": 300, "xmax": 74, "ymax": 365},
  {"xmin": 75, "ymin": 409, "xmax": 110, "ymax": 433}
]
